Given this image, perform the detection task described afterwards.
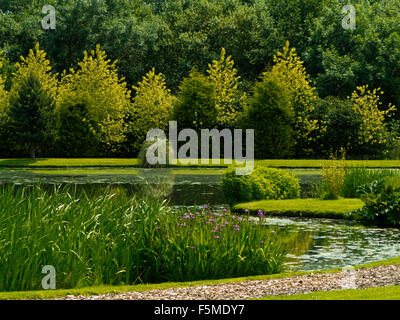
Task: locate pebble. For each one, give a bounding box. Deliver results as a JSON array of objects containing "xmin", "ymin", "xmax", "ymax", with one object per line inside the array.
[{"xmin": 55, "ymin": 264, "xmax": 400, "ymax": 300}]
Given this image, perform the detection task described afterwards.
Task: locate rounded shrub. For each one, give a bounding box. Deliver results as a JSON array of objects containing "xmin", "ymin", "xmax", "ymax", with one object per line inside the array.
[
  {"xmin": 254, "ymin": 167, "xmax": 300, "ymax": 199},
  {"xmin": 221, "ymin": 166, "xmax": 300, "ymax": 206}
]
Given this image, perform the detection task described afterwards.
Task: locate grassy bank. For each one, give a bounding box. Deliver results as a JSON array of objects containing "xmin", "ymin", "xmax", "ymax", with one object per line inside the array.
[
  {"xmin": 1, "ymin": 256, "xmax": 400, "ymax": 300},
  {"xmin": 2, "ymin": 158, "xmax": 400, "ymax": 168},
  {"xmin": 233, "ymin": 198, "xmax": 365, "ymax": 219},
  {"xmin": 0, "ymin": 158, "xmax": 140, "ymax": 167},
  {"xmin": 260, "ymin": 285, "xmax": 400, "ymax": 300}
]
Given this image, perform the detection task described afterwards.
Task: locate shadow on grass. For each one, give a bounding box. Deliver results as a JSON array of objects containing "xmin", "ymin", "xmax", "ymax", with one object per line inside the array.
[{"xmin": 0, "ymin": 158, "xmax": 43, "ymax": 167}]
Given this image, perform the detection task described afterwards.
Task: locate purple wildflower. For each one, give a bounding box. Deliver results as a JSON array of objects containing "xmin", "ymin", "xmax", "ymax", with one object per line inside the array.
[{"xmin": 257, "ymin": 209, "xmax": 264, "ymax": 218}]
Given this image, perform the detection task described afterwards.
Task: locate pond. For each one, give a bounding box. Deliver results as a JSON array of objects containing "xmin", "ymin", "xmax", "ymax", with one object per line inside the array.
[
  {"xmin": 0, "ymin": 167, "xmax": 319, "ymax": 204},
  {"xmin": 262, "ymin": 216, "xmax": 400, "ymax": 272},
  {"xmin": 0, "ymin": 167, "xmax": 224, "ymax": 205}
]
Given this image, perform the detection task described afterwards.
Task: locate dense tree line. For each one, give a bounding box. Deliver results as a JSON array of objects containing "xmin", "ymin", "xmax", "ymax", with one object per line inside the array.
[
  {"xmin": 1, "ymin": 0, "xmax": 400, "ymax": 104},
  {"xmin": 0, "ymin": 0, "xmax": 399, "ymax": 159}
]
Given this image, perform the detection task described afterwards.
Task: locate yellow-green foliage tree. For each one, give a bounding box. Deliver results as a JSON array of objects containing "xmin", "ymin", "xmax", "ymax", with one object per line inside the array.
[
  {"xmin": 206, "ymin": 48, "xmax": 246, "ymax": 127},
  {"xmin": 0, "ymin": 52, "xmax": 9, "ymax": 138},
  {"xmin": 0, "ymin": 52, "xmax": 9, "ymax": 115},
  {"xmin": 127, "ymin": 68, "xmax": 175, "ymax": 154},
  {"xmin": 12, "ymin": 44, "xmax": 58, "ymax": 98},
  {"xmin": 351, "ymin": 85, "xmax": 396, "ymax": 145},
  {"xmin": 8, "ymin": 44, "xmax": 58, "ymax": 155},
  {"xmin": 266, "ymin": 41, "xmax": 322, "ymax": 156},
  {"xmin": 58, "ymin": 45, "xmax": 131, "ymax": 154}
]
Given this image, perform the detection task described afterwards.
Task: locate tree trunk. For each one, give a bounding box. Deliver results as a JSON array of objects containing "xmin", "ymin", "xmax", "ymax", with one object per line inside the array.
[{"xmin": 30, "ymin": 147, "xmax": 36, "ymax": 159}]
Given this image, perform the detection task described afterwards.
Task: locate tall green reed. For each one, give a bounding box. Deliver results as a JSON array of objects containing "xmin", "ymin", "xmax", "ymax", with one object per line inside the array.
[
  {"xmin": 341, "ymin": 168, "xmax": 400, "ymax": 198},
  {"xmin": 0, "ymin": 185, "xmax": 286, "ymax": 292}
]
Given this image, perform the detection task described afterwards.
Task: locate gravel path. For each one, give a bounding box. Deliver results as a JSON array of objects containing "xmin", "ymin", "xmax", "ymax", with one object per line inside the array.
[{"xmin": 57, "ymin": 264, "xmax": 400, "ymax": 300}]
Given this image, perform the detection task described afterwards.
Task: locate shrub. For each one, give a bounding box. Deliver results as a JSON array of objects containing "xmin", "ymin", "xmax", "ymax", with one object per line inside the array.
[
  {"xmin": 341, "ymin": 168, "xmax": 400, "ymax": 198},
  {"xmin": 351, "ymin": 85, "xmax": 396, "ymax": 146},
  {"xmin": 254, "ymin": 167, "xmax": 300, "ymax": 199},
  {"xmin": 240, "ymin": 72, "xmax": 295, "ymax": 159},
  {"xmin": 172, "ymin": 68, "xmax": 217, "ymax": 131},
  {"xmin": 350, "ymin": 176, "xmax": 400, "ymax": 227},
  {"xmin": 221, "ymin": 166, "xmax": 300, "ymax": 205}
]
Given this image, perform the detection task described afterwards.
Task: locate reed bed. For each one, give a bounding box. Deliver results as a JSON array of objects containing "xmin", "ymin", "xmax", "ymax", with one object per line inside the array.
[{"xmin": 0, "ymin": 185, "xmax": 286, "ymax": 292}]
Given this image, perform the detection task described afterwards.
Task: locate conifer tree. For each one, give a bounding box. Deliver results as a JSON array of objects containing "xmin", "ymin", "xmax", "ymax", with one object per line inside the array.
[
  {"xmin": 172, "ymin": 68, "xmax": 217, "ymax": 131},
  {"xmin": 8, "ymin": 72, "xmax": 55, "ymax": 159},
  {"xmin": 206, "ymin": 48, "xmax": 246, "ymax": 127},
  {"xmin": 126, "ymin": 68, "xmax": 175, "ymax": 154},
  {"xmin": 267, "ymin": 41, "xmax": 321, "ymax": 156},
  {"xmin": 58, "ymin": 45, "xmax": 131, "ymax": 155},
  {"xmin": 0, "ymin": 52, "xmax": 9, "ymax": 116},
  {"xmin": 242, "ymin": 72, "xmax": 295, "ymax": 159}
]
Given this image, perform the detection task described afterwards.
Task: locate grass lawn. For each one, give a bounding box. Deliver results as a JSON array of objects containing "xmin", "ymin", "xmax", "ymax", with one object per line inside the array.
[
  {"xmin": 259, "ymin": 285, "xmax": 400, "ymax": 300},
  {"xmin": 0, "ymin": 158, "xmax": 140, "ymax": 167},
  {"xmin": 256, "ymin": 159, "xmax": 400, "ymax": 168},
  {"xmin": 2, "ymin": 158, "xmax": 400, "ymax": 168},
  {"xmin": 233, "ymin": 198, "xmax": 365, "ymax": 219},
  {"xmin": 1, "ymin": 256, "xmax": 399, "ymax": 300},
  {"xmin": 28, "ymin": 168, "xmax": 224, "ymax": 175}
]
